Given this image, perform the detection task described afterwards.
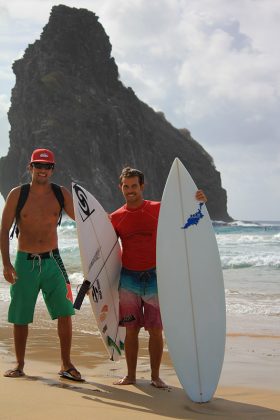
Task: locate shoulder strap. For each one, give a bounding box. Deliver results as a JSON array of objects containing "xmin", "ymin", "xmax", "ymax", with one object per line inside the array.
[
  {"xmin": 10, "ymin": 184, "xmax": 30, "ymax": 239},
  {"xmin": 16, "ymin": 184, "xmax": 31, "ymax": 221},
  {"xmin": 51, "ymin": 183, "xmax": 64, "ymax": 226}
]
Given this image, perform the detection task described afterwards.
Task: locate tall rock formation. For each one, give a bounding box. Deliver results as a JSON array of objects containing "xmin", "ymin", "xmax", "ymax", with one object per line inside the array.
[{"xmin": 0, "ymin": 5, "xmax": 232, "ymax": 221}]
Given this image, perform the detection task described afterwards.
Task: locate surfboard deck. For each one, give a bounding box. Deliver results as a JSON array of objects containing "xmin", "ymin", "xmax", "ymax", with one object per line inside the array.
[
  {"xmin": 72, "ymin": 183, "xmax": 125, "ymax": 361},
  {"xmin": 156, "ymin": 158, "xmax": 226, "ymax": 402}
]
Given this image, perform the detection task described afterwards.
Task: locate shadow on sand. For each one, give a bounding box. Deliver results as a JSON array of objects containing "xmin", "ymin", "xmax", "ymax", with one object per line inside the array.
[{"xmin": 24, "ymin": 374, "xmax": 280, "ymax": 420}]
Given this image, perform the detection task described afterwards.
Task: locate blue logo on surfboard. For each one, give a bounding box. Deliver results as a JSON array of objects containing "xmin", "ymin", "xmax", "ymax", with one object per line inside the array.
[{"xmin": 182, "ymin": 203, "xmax": 204, "ymax": 229}]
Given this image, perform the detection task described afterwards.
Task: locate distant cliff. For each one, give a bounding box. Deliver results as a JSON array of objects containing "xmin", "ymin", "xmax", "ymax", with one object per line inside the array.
[{"xmin": 0, "ymin": 5, "xmax": 232, "ymax": 221}]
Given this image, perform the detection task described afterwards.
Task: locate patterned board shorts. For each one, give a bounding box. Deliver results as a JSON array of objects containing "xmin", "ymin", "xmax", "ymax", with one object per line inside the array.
[
  {"xmin": 8, "ymin": 249, "xmax": 74, "ymax": 325},
  {"xmin": 118, "ymin": 267, "xmax": 163, "ymax": 330}
]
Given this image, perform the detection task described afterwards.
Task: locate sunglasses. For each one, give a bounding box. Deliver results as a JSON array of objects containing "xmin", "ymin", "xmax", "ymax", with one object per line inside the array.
[{"xmin": 32, "ymin": 162, "xmax": 54, "ymax": 170}]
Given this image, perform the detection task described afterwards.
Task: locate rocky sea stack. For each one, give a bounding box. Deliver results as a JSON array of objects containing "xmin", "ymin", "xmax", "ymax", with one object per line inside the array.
[{"xmin": 0, "ymin": 4, "xmax": 232, "ymax": 220}]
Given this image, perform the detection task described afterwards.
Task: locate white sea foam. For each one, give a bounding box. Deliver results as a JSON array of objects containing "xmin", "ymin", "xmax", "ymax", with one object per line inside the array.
[
  {"xmin": 225, "ymin": 287, "xmax": 280, "ymax": 315},
  {"xmin": 0, "ymin": 291, "xmax": 10, "ymax": 303},
  {"xmin": 69, "ymin": 271, "xmax": 84, "ymax": 284},
  {"xmin": 217, "ymin": 233, "xmax": 280, "ymax": 246},
  {"xmin": 78, "ymin": 329, "xmax": 100, "ymax": 336},
  {"xmin": 226, "ymin": 300, "xmax": 280, "ymax": 316},
  {"xmin": 221, "ymin": 254, "xmax": 280, "ymax": 269},
  {"xmin": 228, "ymin": 220, "xmax": 262, "ymax": 228}
]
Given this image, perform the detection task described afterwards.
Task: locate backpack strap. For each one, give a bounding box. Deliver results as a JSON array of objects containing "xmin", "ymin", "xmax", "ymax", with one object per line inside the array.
[
  {"xmin": 51, "ymin": 183, "xmax": 64, "ymax": 226},
  {"xmin": 10, "ymin": 184, "xmax": 30, "ymax": 239}
]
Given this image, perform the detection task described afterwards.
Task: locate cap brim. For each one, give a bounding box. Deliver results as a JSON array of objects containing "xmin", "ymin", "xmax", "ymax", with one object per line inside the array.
[{"xmin": 31, "ymin": 160, "xmax": 55, "ymax": 163}]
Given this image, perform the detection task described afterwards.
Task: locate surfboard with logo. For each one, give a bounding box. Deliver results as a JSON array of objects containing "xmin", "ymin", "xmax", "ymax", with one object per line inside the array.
[
  {"xmin": 72, "ymin": 183, "xmax": 125, "ymax": 361},
  {"xmin": 156, "ymin": 158, "xmax": 226, "ymax": 402}
]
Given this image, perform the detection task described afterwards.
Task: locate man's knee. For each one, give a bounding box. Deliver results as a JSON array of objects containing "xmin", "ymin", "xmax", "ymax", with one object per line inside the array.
[
  {"xmin": 125, "ymin": 327, "xmax": 140, "ymax": 338},
  {"xmin": 147, "ymin": 328, "xmax": 163, "ymax": 338}
]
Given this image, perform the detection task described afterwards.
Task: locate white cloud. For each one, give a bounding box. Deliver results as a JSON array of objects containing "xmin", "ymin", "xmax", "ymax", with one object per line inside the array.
[
  {"xmin": 0, "ymin": 94, "xmax": 10, "ymax": 113},
  {"xmin": 213, "ymin": 145, "xmax": 280, "ymax": 221},
  {"xmin": 0, "ymin": 0, "xmax": 279, "ymax": 219}
]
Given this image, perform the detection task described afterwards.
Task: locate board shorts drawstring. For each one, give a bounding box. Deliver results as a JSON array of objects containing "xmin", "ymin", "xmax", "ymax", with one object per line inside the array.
[
  {"xmin": 28, "ymin": 250, "xmax": 56, "ymax": 275},
  {"xmin": 30, "ymin": 254, "xmax": 42, "ymax": 274},
  {"xmin": 139, "ymin": 271, "xmax": 152, "ymax": 295}
]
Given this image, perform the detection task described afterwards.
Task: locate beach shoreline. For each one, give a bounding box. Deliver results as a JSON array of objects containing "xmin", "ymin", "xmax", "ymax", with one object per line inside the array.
[
  {"xmin": 1, "ymin": 313, "xmax": 279, "ymax": 419},
  {"xmin": 1, "ymin": 321, "xmax": 280, "ymax": 389}
]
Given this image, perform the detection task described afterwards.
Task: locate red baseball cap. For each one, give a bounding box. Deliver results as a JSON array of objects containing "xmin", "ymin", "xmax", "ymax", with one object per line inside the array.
[{"xmin": 30, "ymin": 148, "xmax": 55, "ymax": 164}]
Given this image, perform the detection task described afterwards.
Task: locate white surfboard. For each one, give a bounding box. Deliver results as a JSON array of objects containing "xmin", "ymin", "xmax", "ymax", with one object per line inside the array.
[
  {"xmin": 156, "ymin": 158, "xmax": 226, "ymax": 402},
  {"xmin": 72, "ymin": 183, "xmax": 125, "ymax": 361}
]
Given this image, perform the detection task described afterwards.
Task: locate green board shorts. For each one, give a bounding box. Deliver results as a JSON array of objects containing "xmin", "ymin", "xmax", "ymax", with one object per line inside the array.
[{"xmin": 8, "ymin": 249, "xmax": 75, "ymax": 325}]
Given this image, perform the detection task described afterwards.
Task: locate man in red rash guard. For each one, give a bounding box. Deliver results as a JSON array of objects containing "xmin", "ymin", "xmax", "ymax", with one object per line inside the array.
[{"xmin": 110, "ymin": 167, "xmax": 207, "ymax": 388}]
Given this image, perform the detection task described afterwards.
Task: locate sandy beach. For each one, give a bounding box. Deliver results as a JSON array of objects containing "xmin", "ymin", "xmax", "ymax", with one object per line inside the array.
[{"xmin": 0, "ymin": 300, "xmax": 279, "ymax": 420}]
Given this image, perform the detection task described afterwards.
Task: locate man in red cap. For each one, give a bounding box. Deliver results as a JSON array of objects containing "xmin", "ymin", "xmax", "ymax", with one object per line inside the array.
[{"xmin": 0, "ymin": 148, "xmax": 83, "ymax": 381}]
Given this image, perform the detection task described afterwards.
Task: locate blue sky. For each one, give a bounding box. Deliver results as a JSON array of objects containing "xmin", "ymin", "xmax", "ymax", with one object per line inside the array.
[{"xmin": 0, "ymin": 0, "xmax": 279, "ymax": 220}]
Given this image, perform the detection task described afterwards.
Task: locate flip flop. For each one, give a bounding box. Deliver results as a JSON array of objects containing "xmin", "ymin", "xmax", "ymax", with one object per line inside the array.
[
  {"xmin": 150, "ymin": 379, "xmax": 169, "ymax": 389},
  {"xmin": 4, "ymin": 368, "xmax": 25, "ymax": 378},
  {"xmin": 113, "ymin": 376, "xmax": 136, "ymax": 385},
  {"xmin": 59, "ymin": 368, "xmax": 85, "ymax": 382}
]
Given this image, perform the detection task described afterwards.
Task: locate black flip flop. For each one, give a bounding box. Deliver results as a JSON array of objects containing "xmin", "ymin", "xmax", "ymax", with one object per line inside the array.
[{"xmin": 59, "ymin": 368, "xmax": 85, "ymax": 382}]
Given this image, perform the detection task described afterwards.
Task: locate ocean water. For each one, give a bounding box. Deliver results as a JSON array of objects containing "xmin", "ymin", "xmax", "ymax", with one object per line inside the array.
[
  {"xmin": 214, "ymin": 220, "xmax": 280, "ymax": 335},
  {"xmin": 0, "ymin": 219, "xmax": 279, "ymax": 336}
]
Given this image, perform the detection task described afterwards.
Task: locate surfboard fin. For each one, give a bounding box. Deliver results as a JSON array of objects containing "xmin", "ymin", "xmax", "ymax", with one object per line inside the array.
[{"xmin": 107, "ymin": 336, "xmax": 122, "ymax": 356}]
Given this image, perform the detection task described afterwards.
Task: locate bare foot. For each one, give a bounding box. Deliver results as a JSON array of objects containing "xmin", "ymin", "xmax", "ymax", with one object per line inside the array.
[
  {"xmin": 151, "ymin": 378, "xmax": 169, "ymax": 389},
  {"xmin": 113, "ymin": 376, "xmax": 136, "ymax": 385}
]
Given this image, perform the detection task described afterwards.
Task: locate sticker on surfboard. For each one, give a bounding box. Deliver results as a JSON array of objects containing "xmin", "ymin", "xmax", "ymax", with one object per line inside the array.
[{"xmin": 182, "ymin": 203, "xmax": 204, "ymax": 229}]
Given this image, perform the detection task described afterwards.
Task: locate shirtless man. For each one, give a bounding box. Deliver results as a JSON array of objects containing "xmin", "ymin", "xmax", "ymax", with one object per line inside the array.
[
  {"xmin": 0, "ymin": 148, "xmax": 83, "ymax": 381},
  {"xmin": 110, "ymin": 167, "xmax": 207, "ymax": 388}
]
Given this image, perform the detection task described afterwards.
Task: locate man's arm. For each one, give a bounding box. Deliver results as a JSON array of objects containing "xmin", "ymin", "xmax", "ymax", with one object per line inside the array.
[
  {"xmin": 61, "ymin": 186, "xmax": 75, "ymax": 220},
  {"xmin": 0, "ymin": 188, "xmax": 20, "ymax": 284}
]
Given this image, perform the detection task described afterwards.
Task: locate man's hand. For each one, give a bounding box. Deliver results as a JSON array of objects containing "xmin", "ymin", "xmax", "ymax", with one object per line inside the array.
[
  {"xmin": 3, "ymin": 264, "xmax": 17, "ymax": 284},
  {"xmin": 196, "ymin": 190, "xmax": 207, "ymax": 202}
]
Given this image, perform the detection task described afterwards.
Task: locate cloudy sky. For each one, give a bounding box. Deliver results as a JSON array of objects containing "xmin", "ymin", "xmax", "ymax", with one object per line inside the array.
[{"xmin": 0, "ymin": 0, "xmax": 279, "ymax": 220}]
